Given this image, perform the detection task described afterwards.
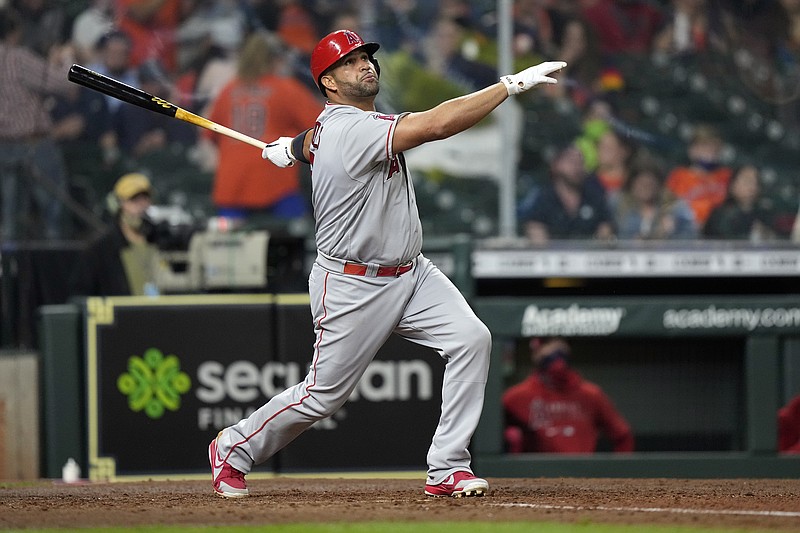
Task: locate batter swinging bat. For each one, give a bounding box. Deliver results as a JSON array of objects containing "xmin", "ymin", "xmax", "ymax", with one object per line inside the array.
[{"xmin": 67, "ymin": 64, "xmax": 268, "ymax": 150}]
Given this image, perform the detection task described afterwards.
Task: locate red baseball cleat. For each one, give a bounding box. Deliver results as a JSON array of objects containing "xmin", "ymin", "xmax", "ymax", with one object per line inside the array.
[
  {"xmin": 209, "ymin": 433, "xmax": 249, "ymax": 498},
  {"xmin": 424, "ymin": 471, "xmax": 489, "ymax": 497}
]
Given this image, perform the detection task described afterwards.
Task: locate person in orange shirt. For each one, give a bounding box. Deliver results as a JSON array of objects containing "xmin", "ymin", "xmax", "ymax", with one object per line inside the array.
[
  {"xmin": 116, "ymin": 0, "xmax": 184, "ymax": 72},
  {"xmin": 665, "ymin": 124, "xmax": 732, "ymax": 229},
  {"xmin": 203, "ymin": 31, "xmax": 322, "ymax": 222}
]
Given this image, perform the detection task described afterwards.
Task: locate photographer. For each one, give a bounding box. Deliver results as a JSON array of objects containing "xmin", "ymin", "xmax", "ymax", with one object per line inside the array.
[{"xmin": 71, "ymin": 172, "xmax": 161, "ymax": 296}]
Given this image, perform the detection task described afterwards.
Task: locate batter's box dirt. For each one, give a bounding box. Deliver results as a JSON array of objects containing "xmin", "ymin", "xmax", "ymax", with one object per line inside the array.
[{"xmin": 2, "ymin": 478, "xmax": 800, "ymax": 530}]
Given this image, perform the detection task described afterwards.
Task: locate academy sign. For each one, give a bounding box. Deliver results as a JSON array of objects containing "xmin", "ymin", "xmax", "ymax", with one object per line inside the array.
[{"xmin": 521, "ymin": 303, "xmax": 625, "ymax": 336}]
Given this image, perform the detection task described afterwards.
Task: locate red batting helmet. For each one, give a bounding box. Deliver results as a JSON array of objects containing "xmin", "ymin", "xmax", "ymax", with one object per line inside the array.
[{"xmin": 310, "ymin": 30, "xmax": 380, "ymax": 96}]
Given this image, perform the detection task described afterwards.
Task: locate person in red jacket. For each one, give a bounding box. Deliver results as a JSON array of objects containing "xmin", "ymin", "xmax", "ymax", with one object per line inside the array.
[
  {"xmin": 778, "ymin": 394, "xmax": 800, "ymax": 453},
  {"xmin": 502, "ymin": 336, "xmax": 634, "ymax": 454}
]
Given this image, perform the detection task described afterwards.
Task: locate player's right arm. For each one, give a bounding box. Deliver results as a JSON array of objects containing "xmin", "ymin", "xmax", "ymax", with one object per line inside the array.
[
  {"xmin": 392, "ymin": 61, "xmax": 567, "ymax": 154},
  {"xmin": 261, "ymin": 129, "xmax": 313, "ymax": 168}
]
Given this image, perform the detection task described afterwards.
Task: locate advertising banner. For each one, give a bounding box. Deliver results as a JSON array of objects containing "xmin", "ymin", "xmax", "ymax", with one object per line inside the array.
[
  {"xmin": 474, "ymin": 296, "xmax": 800, "ymax": 338},
  {"xmin": 84, "ymin": 295, "xmax": 444, "ymax": 481}
]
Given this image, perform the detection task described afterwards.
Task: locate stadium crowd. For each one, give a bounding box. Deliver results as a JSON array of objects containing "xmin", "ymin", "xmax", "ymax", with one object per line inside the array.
[{"xmin": 1, "ymin": 0, "xmax": 799, "ymax": 243}]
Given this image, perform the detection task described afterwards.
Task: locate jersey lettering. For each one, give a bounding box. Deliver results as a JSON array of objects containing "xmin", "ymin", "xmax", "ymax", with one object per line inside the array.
[
  {"xmin": 311, "ymin": 121, "xmax": 322, "ymax": 149},
  {"xmin": 309, "ymin": 121, "xmax": 323, "ymax": 167},
  {"xmin": 387, "ymin": 155, "xmax": 401, "ymax": 180}
]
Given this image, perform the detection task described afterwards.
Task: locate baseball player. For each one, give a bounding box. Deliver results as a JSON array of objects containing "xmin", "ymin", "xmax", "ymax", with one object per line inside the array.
[{"xmin": 209, "ymin": 29, "xmax": 566, "ymax": 498}]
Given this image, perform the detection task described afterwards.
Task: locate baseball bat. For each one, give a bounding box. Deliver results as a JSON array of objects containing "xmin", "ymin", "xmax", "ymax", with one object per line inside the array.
[{"xmin": 67, "ymin": 64, "xmax": 268, "ymax": 150}]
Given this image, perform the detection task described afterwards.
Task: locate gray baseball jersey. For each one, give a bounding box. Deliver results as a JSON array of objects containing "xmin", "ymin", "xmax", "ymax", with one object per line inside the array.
[
  {"xmin": 310, "ymin": 103, "xmax": 423, "ymax": 264},
  {"xmin": 217, "ymin": 102, "xmax": 491, "ymax": 487}
]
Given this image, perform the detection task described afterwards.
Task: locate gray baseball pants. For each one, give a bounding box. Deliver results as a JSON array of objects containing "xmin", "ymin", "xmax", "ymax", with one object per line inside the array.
[{"xmin": 217, "ymin": 254, "xmax": 491, "ymax": 484}]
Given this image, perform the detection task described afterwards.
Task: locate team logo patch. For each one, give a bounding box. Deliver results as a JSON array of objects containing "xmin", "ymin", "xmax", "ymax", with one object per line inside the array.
[
  {"xmin": 117, "ymin": 348, "xmax": 192, "ymax": 419},
  {"xmin": 344, "ymin": 31, "xmax": 362, "ymax": 46}
]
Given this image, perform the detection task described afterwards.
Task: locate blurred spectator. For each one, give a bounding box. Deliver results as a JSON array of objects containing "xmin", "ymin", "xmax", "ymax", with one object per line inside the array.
[
  {"xmin": 574, "ymin": 97, "xmax": 613, "ymax": 173},
  {"xmin": 249, "ymin": 0, "xmax": 281, "ymax": 33},
  {"xmin": 371, "ymin": 0, "xmax": 436, "ymax": 53},
  {"xmin": 276, "ymin": 0, "xmax": 318, "ymax": 56},
  {"xmin": 419, "ymin": 16, "xmax": 497, "ymax": 93},
  {"xmin": 615, "ymin": 156, "xmax": 697, "ymax": 240},
  {"xmin": 553, "ymin": 17, "xmax": 604, "ymax": 109},
  {"xmin": 174, "ymin": 5, "xmax": 243, "ymax": 114},
  {"xmin": 594, "ymin": 127, "xmax": 638, "ymax": 207},
  {"xmin": 327, "ymin": 7, "xmax": 361, "ymax": 33},
  {"xmin": 50, "ymin": 85, "xmax": 114, "ymax": 150},
  {"xmin": 703, "ymin": 164, "xmax": 778, "ymax": 241},
  {"xmin": 88, "ymin": 30, "xmax": 138, "ymax": 115},
  {"xmin": 201, "ymin": 31, "xmax": 322, "ymax": 223},
  {"xmin": 175, "ymin": 0, "xmax": 245, "ymax": 78},
  {"xmin": 718, "ymin": 0, "xmax": 787, "ymax": 51},
  {"xmin": 116, "ymin": 0, "xmax": 186, "ymax": 73},
  {"xmin": 503, "ymin": 336, "xmax": 634, "ymax": 454},
  {"xmin": 0, "ymin": 6, "xmax": 74, "ymax": 240},
  {"xmin": 780, "ymin": 393, "xmax": 800, "ymax": 453},
  {"xmin": 510, "ymin": 0, "xmax": 559, "ymax": 59},
  {"xmin": 522, "ymin": 143, "xmax": 614, "ymax": 244},
  {"xmin": 71, "ymin": 173, "xmax": 162, "ymax": 296},
  {"xmin": 113, "ymin": 60, "xmax": 196, "ymax": 159},
  {"xmin": 652, "ymin": 0, "xmax": 725, "ymax": 57},
  {"xmin": 379, "ymin": 16, "xmax": 496, "ymax": 112},
  {"xmin": 49, "ymin": 78, "xmax": 118, "ymax": 214},
  {"xmin": 13, "ymin": 0, "xmax": 68, "ymax": 56},
  {"xmin": 471, "ymin": 1, "xmax": 546, "ymax": 73},
  {"xmin": 770, "ymin": 0, "xmax": 800, "ymax": 125},
  {"xmin": 69, "ymin": 0, "xmax": 114, "ymax": 64},
  {"xmin": 581, "ymin": 0, "xmax": 665, "ymax": 56},
  {"xmin": 774, "ymin": 0, "xmax": 800, "ymax": 71},
  {"xmin": 665, "ymin": 123, "xmax": 732, "ymax": 230}
]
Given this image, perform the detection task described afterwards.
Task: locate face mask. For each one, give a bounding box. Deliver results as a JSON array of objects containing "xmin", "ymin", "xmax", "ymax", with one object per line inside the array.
[
  {"xmin": 121, "ymin": 211, "xmax": 156, "ymax": 240},
  {"xmin": 537, "ymin": 349, "xmax": 572, "ymax": 389},
  {"xmin": 537, "ymin": 349, "xmax": 568, "ymax": 371},
  {"xmin": 121, "ymin": 211, "xmax": 143, "ymax": 230}
]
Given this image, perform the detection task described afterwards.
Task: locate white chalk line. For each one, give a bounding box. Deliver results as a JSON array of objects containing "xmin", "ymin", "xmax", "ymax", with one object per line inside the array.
[{"xmin": 490, "ymin": 502, "xmax": 800, "ymax": 518}]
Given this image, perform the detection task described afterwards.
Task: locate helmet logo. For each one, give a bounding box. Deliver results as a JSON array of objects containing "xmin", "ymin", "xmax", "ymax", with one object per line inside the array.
[{"xmin": 344, "ymin": 31, "xmax": 362, "ymax": 46}]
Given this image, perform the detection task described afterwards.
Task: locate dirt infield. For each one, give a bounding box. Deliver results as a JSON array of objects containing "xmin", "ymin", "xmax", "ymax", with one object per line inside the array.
[{"xmin": 2, "ymin": 477, "xmax": 800, "ymax": 531}]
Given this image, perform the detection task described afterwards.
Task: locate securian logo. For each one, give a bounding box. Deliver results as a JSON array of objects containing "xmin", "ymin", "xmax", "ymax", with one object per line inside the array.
[{"xmin": 117, "ymin": 348, "xmax": 191, "ymax": 419}]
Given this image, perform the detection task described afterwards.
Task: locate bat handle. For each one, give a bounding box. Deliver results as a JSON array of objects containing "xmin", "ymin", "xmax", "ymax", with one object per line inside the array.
[{"xmin": 175, "ymin": 109, "xmax": 268, "ymax": 150}]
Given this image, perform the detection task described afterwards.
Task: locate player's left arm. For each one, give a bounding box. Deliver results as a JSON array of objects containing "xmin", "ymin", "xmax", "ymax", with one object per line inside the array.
[
  {"xmin": 261, "ymin": 61, "xmax": 566, "ymax": 167},
  {"xmin": 392, "ymin": 61, "xmax": 566, "ymax": 154}
]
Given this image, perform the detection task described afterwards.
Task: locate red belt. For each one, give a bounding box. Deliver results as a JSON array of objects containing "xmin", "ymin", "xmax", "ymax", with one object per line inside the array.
[{"xmin": 343, "ymin": 261, "xmax": 413, "ymax": 277}]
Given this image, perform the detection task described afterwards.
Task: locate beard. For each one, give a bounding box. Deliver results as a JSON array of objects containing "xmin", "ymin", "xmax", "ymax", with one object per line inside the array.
[{"xmin": 336, "ymin": 77, "xmax": 379, "ymax": 98}]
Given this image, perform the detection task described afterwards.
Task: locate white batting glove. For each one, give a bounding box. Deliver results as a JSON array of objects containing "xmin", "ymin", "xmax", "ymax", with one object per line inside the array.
[
  {"xmin": 500, "ymin": 61, "xmax": 568, "ymax": 96},
  {"xmin": 262, "ymin": 137, "xmax": 295, "ymax": 168}
]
